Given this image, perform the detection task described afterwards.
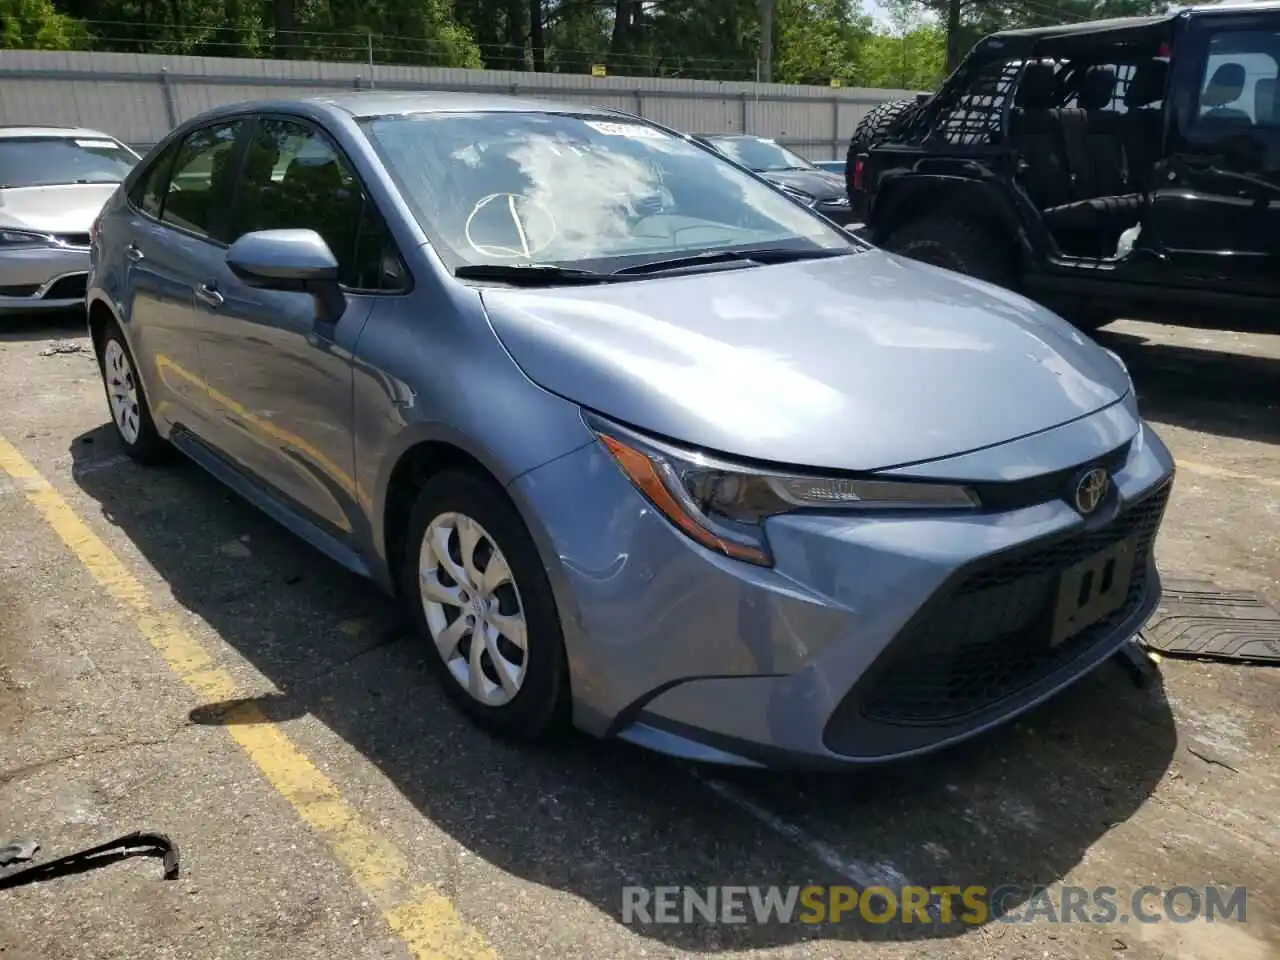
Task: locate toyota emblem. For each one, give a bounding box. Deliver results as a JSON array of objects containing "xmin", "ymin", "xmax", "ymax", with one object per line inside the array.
[{"xmin": 1073, "ymin": 467, "xmax": 1110, "ymax": 516}]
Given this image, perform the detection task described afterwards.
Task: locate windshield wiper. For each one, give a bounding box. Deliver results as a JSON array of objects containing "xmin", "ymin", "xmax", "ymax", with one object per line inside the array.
[
  {"xmin": 611, "ymin": 247, "xmax": 847, "ymax": 277},
  {"xmin": 453, "ymin": 263, "xmax": 619, "ymax": 285}
]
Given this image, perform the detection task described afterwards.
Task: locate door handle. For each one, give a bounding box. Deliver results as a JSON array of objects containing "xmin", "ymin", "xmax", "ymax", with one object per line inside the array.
[
  {"xmin": 125, "ymin": 244, "xmax": 145, "ymax": 262},
  {"xmin": 195, "ymin": 282, "xmax": 225, "ymax": 308}
]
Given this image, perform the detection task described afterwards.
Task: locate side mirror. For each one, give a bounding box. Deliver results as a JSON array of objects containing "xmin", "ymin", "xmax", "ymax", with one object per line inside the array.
[{"xmin": 226, "ymin": 229, "xmax": 347, "ymax": 325}]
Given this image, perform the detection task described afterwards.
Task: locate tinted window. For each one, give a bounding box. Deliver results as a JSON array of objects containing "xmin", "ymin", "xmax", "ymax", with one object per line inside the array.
[
  {"xmin": 132, "ymin": 141, "xmax": 181, "ymax": 218},
  {"xmin": 161, "ymin": 121, "xmax": 245, "ymax": 239},
  {"xmin": 362, "ymin": 112, "xmax": 852, "ymax": 273},
  {"xmin": 706, "ymin": 136, "xmax": 813, "ymax": 172},
  {"xmin": 0, "ymin": 136, "xmax": 137, "ymax": 188},
  {"xmin": 229, "ymin": 118, "xmax": 404, "ymax": 291}
]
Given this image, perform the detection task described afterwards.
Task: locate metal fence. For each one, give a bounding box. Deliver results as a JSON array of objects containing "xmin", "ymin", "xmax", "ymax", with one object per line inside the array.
[{"xmin": 0, "ymin": 49, "xmax": 913, "ymax": 159}]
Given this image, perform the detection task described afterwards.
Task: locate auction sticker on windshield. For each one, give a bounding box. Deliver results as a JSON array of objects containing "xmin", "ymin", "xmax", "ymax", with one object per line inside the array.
[
  {"xmin": 75, "ymin": 139, "xmax": 119, "ymax": 149},
  {"xmin": 584, "ymin": 120, "xmax": 669, "ymax": 139}
]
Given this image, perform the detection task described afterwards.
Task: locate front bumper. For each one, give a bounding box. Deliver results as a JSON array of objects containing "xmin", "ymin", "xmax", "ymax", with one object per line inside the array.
[
  {"xmin": 0, "ymin": 246, "xmax": 91, "ymax": 313},
  {"xmin": 511, "ymin": 399, "xmax": 1176, "ymax": 769}
]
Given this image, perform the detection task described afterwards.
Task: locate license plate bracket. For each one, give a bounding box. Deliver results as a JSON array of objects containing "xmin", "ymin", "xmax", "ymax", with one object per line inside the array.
[{"xmin": 1050, "ymin": 536, "xmax": 1139, "ymax": 648}]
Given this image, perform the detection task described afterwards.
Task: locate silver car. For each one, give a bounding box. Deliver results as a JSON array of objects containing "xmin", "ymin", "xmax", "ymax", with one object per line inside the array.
[
  {"xmin": 87, "ymin": 93, "xmax": 1175, "ymax": 768},
  {"xmin": 0, "ymin": 126, "xmax": 139, "ymax": 314}
]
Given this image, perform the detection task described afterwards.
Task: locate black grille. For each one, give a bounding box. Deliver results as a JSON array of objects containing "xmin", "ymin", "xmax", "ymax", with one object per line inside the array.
[
  {"xmin": 42, "ymin": 274, "xmax": 87, "ymax": 300},
  {"xmin": 830, "ymin": 481, "xmax": 1170, "ymax": 736},
  {"xmin": 54, "ymin": 233, "xmax": 91, "ymax": 247},
  {"xmin": 0, "ymin": 283, "xmax": 39, "ymax": 297}
]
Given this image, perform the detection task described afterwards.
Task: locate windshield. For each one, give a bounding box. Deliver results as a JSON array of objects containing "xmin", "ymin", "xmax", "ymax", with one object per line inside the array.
[
  {"xmin": 706, "ymin": 137, "xmax": 813, "ymax": 173},
  {"xmin": 362, "ymin": 112, "xmax": 853, "ymax": 273},
  {"xmin": 0, "ymin": 136, "xmax": 138, "ymax": 188}
]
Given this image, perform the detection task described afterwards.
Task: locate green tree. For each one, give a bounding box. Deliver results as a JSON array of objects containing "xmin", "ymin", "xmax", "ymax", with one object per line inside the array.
[{"xmin": 2, "ymin": 0, "xmax": 89, "ymax": 48}]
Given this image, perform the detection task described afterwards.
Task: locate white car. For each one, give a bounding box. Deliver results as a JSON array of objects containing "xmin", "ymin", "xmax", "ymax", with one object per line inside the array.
[{"xmin": 0, "ymin": 126, "xmax": 140, "ymax": 314}]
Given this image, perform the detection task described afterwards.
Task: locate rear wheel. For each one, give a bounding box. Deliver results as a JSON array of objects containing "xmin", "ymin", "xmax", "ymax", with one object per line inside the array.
[
  {"xmin": 98, "ymin": 323, "xmax": 170, "ymax": 464},
  {"xmin": 881, "ymin": 214, "xmax": 1016, "ymax": 289}
]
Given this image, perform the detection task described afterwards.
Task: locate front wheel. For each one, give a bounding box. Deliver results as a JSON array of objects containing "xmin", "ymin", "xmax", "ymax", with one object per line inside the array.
[
  {"xmin": 98, "ymin": 323, "xmax": 170, "ymax": 464},
  {"xmin": 881, "ymin": 214, "xmax": 1016, "ymax": 290},
  {"xmin": 399, "ymin": 469, "xmax": 571, "ymax": 741}
]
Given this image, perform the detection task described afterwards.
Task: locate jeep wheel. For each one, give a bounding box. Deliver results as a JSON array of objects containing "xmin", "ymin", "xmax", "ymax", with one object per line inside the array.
[
  {"xmin": 849, "ymin": 97, "xmax": 918, "ymax": 154},
  {"xmin": 881, "ymin": 215, "xmax": 1015, "ymax": 289},
  {"xmin": 846, "ymin": 97, "xmax": 918, "ymax": 194}
]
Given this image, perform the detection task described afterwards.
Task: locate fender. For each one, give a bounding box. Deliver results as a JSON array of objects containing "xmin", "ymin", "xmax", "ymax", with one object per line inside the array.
[{"xmin": 870, "ymin": 170, "xmax": 1042, "ymax": 268}]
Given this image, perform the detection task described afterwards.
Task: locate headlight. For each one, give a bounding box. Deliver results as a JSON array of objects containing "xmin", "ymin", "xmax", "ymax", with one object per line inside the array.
[
  {"xmin": 589, "ymin": 415, "xmax": 980, "ymax": 567},
  {"xmin": 777, "ymin": 183, "xmax": 817, "ymax": 206},
  {"xmin": 0, "ymin": 229, "xmax": 53, "ymax": 248}
]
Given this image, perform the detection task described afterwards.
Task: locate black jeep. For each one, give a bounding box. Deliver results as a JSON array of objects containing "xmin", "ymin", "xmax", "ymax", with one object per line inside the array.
[{"xmin": 847, "ymin": 3, "xmax": 1280, "ymax": 331}]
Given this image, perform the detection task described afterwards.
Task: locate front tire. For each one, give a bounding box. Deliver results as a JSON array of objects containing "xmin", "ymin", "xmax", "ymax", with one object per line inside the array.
[
  {"xmin": 399, "ymin": 469, "xmax": 570, "ymax": 741},
  {"xmin": 882, "ymin": 214, "xmax": 1016, "ymax": 289},
  {"xmin": 98, "ymin": 323, "xmax": 170, "ymax": 464}
]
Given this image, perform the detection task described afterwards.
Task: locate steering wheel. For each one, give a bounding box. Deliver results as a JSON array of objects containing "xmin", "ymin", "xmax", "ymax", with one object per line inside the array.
[{"xmin": 464, "ymin": 193, "xmax": 558, "ymax": 259}]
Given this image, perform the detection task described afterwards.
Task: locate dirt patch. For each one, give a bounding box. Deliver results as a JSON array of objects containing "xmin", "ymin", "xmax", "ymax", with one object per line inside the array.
[{"xmin": 0, "ymin": 574, "xmax": 31, "ymax": 737}]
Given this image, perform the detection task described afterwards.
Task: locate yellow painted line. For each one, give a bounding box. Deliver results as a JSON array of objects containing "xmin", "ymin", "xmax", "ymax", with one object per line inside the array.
[
  {"xmin": 1176, "ymin": 458, "xmax": 1280, "ymax": 492},
  {"xmin": 0, "ymin": 434, "xmax": 496, "ymax": 960}
]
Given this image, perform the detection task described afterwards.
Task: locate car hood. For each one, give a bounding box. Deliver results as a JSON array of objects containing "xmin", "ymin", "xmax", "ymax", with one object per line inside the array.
[
  {"xmin": 479, "ymin": 249, "xmax": 1130, "ymax": 472},
  {"xmin": 759, "ymin": 169, "xmax": 846, "ymax": 201},
  {"xmin": 0, "ymin": 184, "xmax": 121, "ymax": 233}
]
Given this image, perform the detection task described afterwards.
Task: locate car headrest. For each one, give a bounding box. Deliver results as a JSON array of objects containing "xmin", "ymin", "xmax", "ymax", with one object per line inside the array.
[
  {"xmin": 1202, "ymin": 62, "xmax": 1246, "ymax": 107},
  {"xmin": 1015, "ymin": 60, "xmax": 1058, "ymax": 109},
  {"xmin": 1079, "ymin": 65, "xmax": 1117, "ymax": 111},
  {"xmin": 1124, "ymin": 59, "xmax": 1169, "ymax": 108},
  {"xmin": 283, "ymin": 156, "xmax": 343, "ymax": 193},
  {"xmin": 1256, "ymin": 77, "xmax": 1277, "ymax": 124}
]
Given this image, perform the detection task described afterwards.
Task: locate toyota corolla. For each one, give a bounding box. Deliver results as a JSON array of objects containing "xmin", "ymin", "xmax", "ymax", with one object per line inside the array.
[{"xmin": 86, "ymin": 92, "xmax": 1174, "ymax": 768}]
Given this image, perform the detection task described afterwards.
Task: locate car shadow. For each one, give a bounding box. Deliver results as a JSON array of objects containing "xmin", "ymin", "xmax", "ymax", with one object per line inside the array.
[
  {"xmin": 0, "ymin": 310, "xmax": 86, "ymax": 344},
  {"xmin": 69, "ymin": 425, "xmax": 1178, "ymax": 947},
  {"xmin": 1095, "ymin": 327, "xmax": 1280, "ymax": 446}
]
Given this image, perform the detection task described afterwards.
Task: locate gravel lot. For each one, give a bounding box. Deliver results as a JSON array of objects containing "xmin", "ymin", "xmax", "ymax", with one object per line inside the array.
[{"xmin": 0, "ymin": 313, "xmax": 1276, "ymax": 960}]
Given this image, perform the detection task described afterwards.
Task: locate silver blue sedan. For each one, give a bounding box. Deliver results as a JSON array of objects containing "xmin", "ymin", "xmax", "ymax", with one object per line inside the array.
[{"xmin": 86, "ymin": 92, "xmax": 1174, "ymax": 768}]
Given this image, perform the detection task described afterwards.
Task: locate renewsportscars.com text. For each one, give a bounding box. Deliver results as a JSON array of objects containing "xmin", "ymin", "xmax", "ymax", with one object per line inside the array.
[{"xmin": 621, "ymin": 884, "xmax": 1248, "ymax": 926}]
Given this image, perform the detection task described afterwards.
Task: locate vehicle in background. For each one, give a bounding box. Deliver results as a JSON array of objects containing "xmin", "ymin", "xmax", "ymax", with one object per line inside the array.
[
  {"xmin": 845, "ymin": 3, "xmax": 1280, "ymax": 332},
  {"xmin": 811, "ymin": 159, "xmax": 846, "ymax": 175},
  {"xmin": 88, "ymin": 92, "xmax": 1173, "ymax": 769},
  {"xmin": 692, "ymin": 133, "xmax": 857, "ymax": 225},
  {"xmin": 0, "ymin": 127, "xmax": 140, "ymax": 314}
]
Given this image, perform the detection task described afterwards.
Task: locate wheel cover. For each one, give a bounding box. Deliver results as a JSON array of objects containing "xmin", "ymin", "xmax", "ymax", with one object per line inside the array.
[
  {"xmin": 103, "ymin": 339, "xmax": 141, "ymax": 444},
  {"xmin": 418, "ymin": 511, "xmax": 529, "ymax": 707}
]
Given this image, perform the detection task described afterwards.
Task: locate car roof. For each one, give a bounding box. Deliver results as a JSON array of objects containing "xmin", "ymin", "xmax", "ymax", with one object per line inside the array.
[
  {"xmin": 985, "ymin": 0, "xmax": 1280, "ymax": 45},
  {"xmin": 309, "ymin": 90, "xmax": 613, "ymax": 119},
  {"xmin": 0, "ymin": 125, "xmax": 120, "ymax": 140}
]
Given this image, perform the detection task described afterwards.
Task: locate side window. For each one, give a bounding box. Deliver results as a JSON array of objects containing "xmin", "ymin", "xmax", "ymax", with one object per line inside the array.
[
  {"xmin": 1194, "ymin": 32, "xmax": 1279, "ymax": 127},
  {"xmin": 229, "ymin": 117, "xmax": 407, "ymax": 291},
  {"xmin": 130, "ymin": 141, "xmax": 180, "ymax": 218},
  {"xmin": 161, "ymin": 120, "xmax": 245, "ymax": 239}
]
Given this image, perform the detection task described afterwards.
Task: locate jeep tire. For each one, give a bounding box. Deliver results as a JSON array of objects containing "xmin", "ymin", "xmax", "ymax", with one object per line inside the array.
[{"xmin": 881, "ymin": 214, "xmax": 1016, "ymax": 289}]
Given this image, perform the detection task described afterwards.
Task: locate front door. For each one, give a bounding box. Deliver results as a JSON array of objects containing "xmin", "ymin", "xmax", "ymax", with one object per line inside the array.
[
  {"xmin": 194, "ymin": 115, "xmax": 391, "ymax": 541},
  {"xmin": 1144, "ymin": 14, "xmax": 1280, "ymax": 298}
]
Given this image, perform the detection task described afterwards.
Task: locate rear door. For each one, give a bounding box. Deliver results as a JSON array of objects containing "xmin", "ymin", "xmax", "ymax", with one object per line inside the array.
[
  {"xmin": 119, "ymin": 119, "xmax": 249, "ymax": 436},
  {"xmin": 1144, "ymin": 14, "xmax": 1280, "ymax": 296}
]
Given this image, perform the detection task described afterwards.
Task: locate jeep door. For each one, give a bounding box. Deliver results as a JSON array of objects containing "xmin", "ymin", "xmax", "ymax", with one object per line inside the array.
[{"xmin": 1145, "ymin": 13, "xmax": 1280, "ymax": 298}]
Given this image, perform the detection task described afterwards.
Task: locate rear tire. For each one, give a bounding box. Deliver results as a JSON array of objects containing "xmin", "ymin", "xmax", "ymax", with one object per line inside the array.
[
  {"xmin": 97, "ymin": 322, "xmax": 170, "ymax": 465},
  {"xmin": 881, "ymin": 214, "xmax": 1017, "ymax": 289},
  {"xmin": 399, "ymin": 469, "xmax": 571, "ymax": 742}
]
